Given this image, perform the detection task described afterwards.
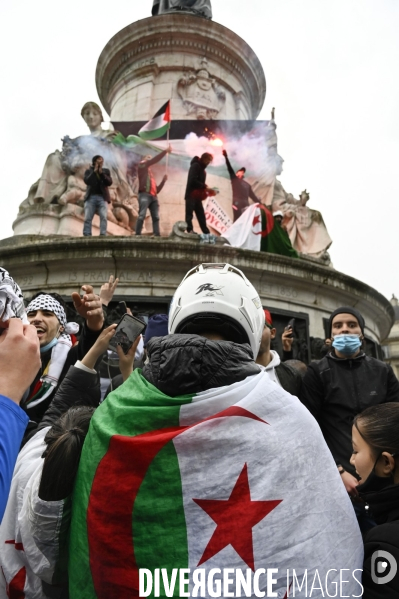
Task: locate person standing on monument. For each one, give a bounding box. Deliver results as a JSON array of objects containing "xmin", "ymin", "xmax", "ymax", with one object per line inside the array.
[
  {"xmin": 136, "ymin": 146, "xmax": 171, "ymax": 237},
  {"xmin": 222, "ymin": 149, "xmax": 260, "ymax": 222},
  {"xmin": 83, "ymin": 155, "xmax": 112, "ymax": 237},
  {"xmin": 184, "ymin": 153, "xmax": 213, "ymax": 234}
]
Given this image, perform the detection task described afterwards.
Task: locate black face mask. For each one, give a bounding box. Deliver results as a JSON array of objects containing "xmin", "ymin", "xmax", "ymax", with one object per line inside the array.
[{"xmin": 357, "ymin": 452, "xmax": 398, "ymax": 496}]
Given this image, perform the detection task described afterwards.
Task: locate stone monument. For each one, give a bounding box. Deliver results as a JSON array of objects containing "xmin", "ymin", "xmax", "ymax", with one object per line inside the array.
[{"xmin": 1, "ymin": 0, "xmax": 394, "ymax": 358}]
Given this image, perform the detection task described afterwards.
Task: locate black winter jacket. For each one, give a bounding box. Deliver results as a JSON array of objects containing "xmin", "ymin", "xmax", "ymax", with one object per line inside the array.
[
  {"xmin": 83, "ymin": 168, "xmax": 112, "ymax": 203},
  {"xmin": 300, "ymin": 351, "xmax": 399, "ymax": 475},
  {"xmin": 184, "ymin": 157, "xmax": 208, "ymax": 201},
  {"xmin": 142, "ymin": 334, "xmax": 260, "ymax": 395},
  {"xmin": 275, "ymin": 362, "xmax": 302, "ymax": 397},
  {"xmin": 359, "ymin": 483, "xmax": 399, "ymax": 598}
]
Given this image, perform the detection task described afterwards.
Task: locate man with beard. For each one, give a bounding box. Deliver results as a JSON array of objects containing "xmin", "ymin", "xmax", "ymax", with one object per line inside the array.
[{"xmin": 22, "ymin": 286, "xmax": 104, "ymax": 430}]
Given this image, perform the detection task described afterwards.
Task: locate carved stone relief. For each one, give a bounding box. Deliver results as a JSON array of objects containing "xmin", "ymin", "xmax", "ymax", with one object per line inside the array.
[{"xmin": 177, "ymin": 58, "xmax": 226, "ymax": 119}]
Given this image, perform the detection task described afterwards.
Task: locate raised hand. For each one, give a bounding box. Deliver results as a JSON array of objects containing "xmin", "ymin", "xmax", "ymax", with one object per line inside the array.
[
  {"xmin": 100, "ymin": 275, "xmax": 120, "ymax": 307},
  {"xmin": 116, "ymin": 335, "xmax": 142, "ymax": 382},
  {"xmin": 72, "ymin": 285, "xmax": 104, "ymax": 332}
]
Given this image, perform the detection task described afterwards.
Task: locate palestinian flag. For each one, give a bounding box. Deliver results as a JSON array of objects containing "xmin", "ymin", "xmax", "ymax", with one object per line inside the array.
[
  {"xmin": 138, "ymin": 101, "xmax": 171, "ymax": 140},
  {"xmin": 70, "ymin": 368, "xmax": 363, "ymax": 598}
]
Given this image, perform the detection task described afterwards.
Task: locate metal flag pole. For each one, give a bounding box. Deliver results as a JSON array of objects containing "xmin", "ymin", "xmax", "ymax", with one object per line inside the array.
[{"xmin": 165, "ymin": 100, "xmax": 171, "ymax": 176}]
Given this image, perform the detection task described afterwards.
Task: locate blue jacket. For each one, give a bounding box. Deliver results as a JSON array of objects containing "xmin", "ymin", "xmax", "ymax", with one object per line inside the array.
[{"xmin": 0, "ymin": 395, "xmax": 28, "ymax": 521}]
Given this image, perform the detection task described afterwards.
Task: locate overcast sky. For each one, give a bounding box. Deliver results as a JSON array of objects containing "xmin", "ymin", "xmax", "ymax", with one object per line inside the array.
[{"xmin": 1, "ymin": 0, "xmax": 398, "ymax": 300}]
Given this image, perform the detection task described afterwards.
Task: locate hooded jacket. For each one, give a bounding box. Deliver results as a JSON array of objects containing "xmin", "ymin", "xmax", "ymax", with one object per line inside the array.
[
  {"xmin": 300, "ymin": 351, "xmax": 399, "ymax": 475},
  {"xmin": 258, "ymin": 350, "xmax": 302, "ymax": 397},
  {"xmin": 184, "ymin": 156, "xmax": 208, "ymax": 201},
  {"xmin": 359, "ymin": 483, "xmax": 399, "ymax": 598}
]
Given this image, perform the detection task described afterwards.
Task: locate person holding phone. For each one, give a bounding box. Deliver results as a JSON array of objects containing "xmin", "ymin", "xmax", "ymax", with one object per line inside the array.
[
  {"xmin": 83, "ymin": 155, "xmax": 113, "ymax": 237},
  {"xmin": 282, "ymin": 318, "xmax": 295, "ymax": 360}
]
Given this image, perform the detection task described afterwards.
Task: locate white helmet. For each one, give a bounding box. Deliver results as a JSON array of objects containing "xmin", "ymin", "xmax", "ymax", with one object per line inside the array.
[{"xmin": 169, "ymin": 263, "xmax": 265, "ymax": 358}]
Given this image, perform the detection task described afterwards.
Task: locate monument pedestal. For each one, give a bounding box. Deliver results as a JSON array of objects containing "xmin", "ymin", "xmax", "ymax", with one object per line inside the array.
[{"xmin": 0, "ymin": 235, "xmax": 393, "ymax": 358}]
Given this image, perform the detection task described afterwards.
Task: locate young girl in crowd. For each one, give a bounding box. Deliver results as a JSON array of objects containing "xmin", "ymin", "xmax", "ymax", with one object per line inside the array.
[{"xmin": 351, "ymin": 403, "xmax": 399, "ymax": 598}]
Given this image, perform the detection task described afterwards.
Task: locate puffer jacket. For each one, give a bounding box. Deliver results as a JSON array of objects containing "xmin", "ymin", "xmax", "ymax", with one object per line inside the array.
[
  {"xmin": 300, "ymin": 351, "xmax": 399, "ymax": 475},
  {"xmin": 142, "ymin": 334, "xmax": 261, "ymax": 395}
]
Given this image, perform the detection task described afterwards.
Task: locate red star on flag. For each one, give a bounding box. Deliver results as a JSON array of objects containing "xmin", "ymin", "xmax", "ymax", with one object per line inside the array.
[
  {"xmin": 252, "ymin": 215, "xmax": 261, "ymax": 227},
  {"xmin": 193, "ymin": 463, "xmax": 282, "ymax": 570}
]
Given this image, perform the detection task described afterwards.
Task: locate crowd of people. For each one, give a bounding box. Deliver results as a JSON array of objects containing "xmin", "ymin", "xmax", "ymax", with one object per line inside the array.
[
  {"xmin": 84, "ymin": 149, "xmax": 299, "ymax": 253},
  {"xmin": 0, "ymin": 263, "xmax": 398, "ymax": 598}
]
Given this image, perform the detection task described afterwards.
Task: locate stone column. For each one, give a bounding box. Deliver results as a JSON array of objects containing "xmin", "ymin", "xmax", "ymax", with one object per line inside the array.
[{"xmin": 96, "ymin": 13, "xmax": 266, "ymax": 122}]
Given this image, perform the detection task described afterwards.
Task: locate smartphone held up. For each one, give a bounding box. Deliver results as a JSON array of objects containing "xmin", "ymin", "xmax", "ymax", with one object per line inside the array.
[{"xmin": 108, "ymin": 314, "xmax": 146, "ymax": 355}]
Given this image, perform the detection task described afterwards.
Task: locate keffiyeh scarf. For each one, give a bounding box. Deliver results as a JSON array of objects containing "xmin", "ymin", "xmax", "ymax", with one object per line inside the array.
[
  {"xmin": 0, "ymin": 267, "xmax": 28, "ymax": 324},
  {"xmin": 25, "ymin": 295, "xmax": 80, "ymax": 408}
]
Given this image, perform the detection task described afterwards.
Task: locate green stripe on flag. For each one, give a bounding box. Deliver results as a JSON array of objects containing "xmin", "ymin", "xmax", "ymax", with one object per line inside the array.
[
  {"xmin": 134, "ymin": 442, "xmax": 189, "ymax": 598},
  {"xmin": 70, "ymin": 370, "xmax": 194, "ymax": 599},
  {"xmin": 138, "ymin": 122, "xmax": 170, "ymax": 141}
]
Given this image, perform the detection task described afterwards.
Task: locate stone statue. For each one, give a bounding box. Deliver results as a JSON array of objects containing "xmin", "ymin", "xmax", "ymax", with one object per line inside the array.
[
  {"xmin": 272, "ymin": 182, "xmax": 332, "ymax": 259},
  {"xmin": 22, "ymin": 102, "xmax": 134, "ymax": 207},
  {"xmin": 178, "ymin": 58, "xmax": 226, "ymax": 119},
  {"xmin": 152, "ymin": 0, "xmax": 212, "ymax": 19},
  {"xmin": 18, "ymin": 101, "xmax": 142, "ymax": 234}
]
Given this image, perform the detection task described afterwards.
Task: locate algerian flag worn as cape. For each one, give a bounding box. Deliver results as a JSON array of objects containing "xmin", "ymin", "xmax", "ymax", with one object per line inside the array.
[
  {"xmin": 138, "ymin": 101, "xmax": 171, "ymax": 141},
  {"xmin": 70, "ymin": 364, "xmax": 363, "ymax": 598}
]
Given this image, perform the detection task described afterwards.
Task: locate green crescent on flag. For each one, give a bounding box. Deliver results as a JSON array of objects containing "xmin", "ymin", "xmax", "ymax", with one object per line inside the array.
[
  {"xmin": 69, "ymin": 367, "xmax": 363, "ymax": 599},
  {"xmin": 138, "ymin": 101, "xmax": 171, "ymax": 141}
]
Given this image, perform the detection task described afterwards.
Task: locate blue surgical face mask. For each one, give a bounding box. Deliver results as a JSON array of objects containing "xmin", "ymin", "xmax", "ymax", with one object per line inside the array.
[
  {"xmin": 332, "ymin": 334, "xmax": 362, "ymax": 356},
  {"xmin": 40, "ymin": 337, "xmax": 59, "ymax": 354}
]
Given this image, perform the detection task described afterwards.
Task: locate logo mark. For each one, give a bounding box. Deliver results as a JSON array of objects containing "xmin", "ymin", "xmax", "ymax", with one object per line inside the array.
[
  {"xmin": 196, "ymin": 284, "xmax": 224, "ymax": 297},
  {"xmin": 371, "ymin": 550, "xmax": 398, "ymax": 585}
]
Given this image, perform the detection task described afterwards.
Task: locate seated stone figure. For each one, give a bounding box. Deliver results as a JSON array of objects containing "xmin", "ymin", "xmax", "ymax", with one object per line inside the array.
[
  {"xmin": 152, "ymin": 0, "xmax": 212, "ymax": 19},
  {"xmin": 272, "ymin": 181, "xmax": 332, "ymax": 259},
  {"xmin": 23, "ymin": 102, "xmax": 133, "ymax": 209}
]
